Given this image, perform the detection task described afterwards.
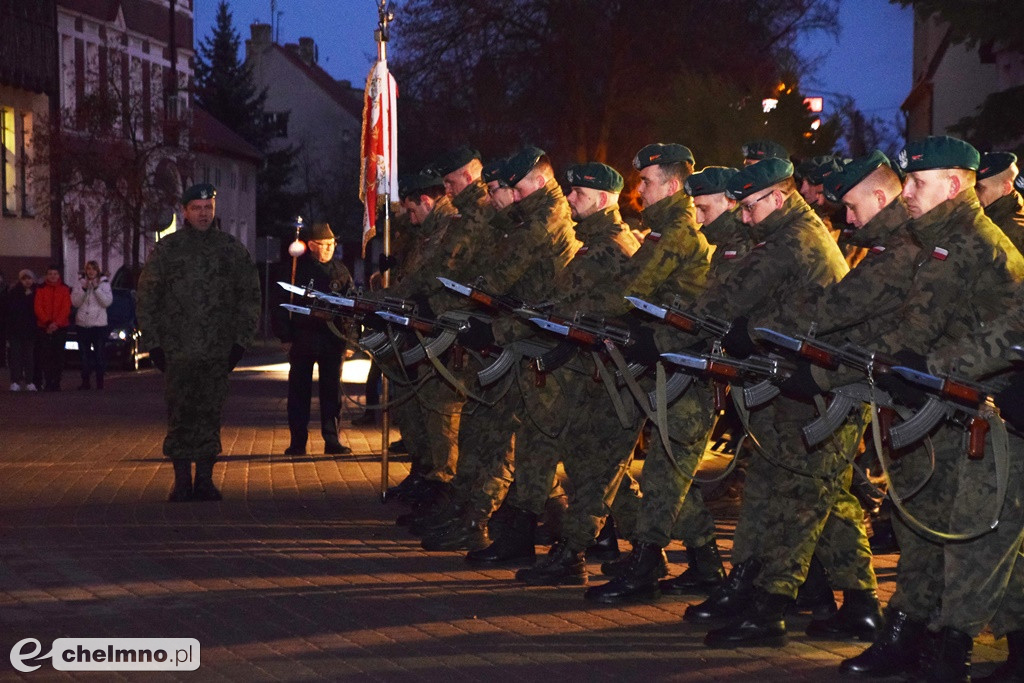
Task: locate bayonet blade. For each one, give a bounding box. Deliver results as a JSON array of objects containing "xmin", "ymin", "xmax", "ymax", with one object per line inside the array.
[
  {"xmin": 754, "ymin": 327, "xmax": 803, "ymax": 352},
  {"xmin": 280, "ymin": 303, "xmax": 312, "ymax": 316},
  {"xmin": 277, "ymin": 281, "xmax": 310, "ymax": 296},
  {"xmin": 530, "ymin": 317, "xmax": 571, "ymax": 336},
  {"xmin": 625, "ymin": 296, "xmax": 667, "ymax": 320},
  {"xmin": 660, "ymin": 352, "xmax": 709, "ymax": 371},
  {"xmin": 377, "ymin": 311, "xmax": 411, "ymax": 327},
  {"xmin": 891, "ymin": 366, "xmax": 946, "ymax": 392},
  {"xmin": 437, "ymin": 276, "xmax": 472, "ymax": 297}
]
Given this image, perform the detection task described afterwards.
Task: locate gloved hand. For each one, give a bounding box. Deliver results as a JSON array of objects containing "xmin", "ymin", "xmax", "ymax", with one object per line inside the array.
[
  {"xmin": 995, "ymin": 372, "xmax": 1024, "ymax": 432},
  {"xmin": 377, "ymin": 254, "xmax": 398, "ymax": 274},
  {"xmin": 722, "ymin": 316, "xmax": 757, "ymax": 359},
  {"xmin": 150, "ymin": 346, "xmax": 166, "ymax": 372},
  {"xmin": 457, "ymin": 316, "xmax": 495, "ymax": 351},
  {"xmin": 779, "ymin": 361, "xmax": 824, "ymax": 401},
  {"xmin": 623, "ymin": 323, "xmax": 660, "ymax": 366},
  {"xmin": 228, "ymin": 343, "xmax": 246, "ymax": 371},
  {"xmin": 875, "ymin": 370, "xmax": 928, "ymax": 409}
]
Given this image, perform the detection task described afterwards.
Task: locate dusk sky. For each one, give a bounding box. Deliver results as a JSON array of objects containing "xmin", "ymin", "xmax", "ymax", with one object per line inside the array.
[{"xmin": 194, "ymin": 0, "xmax": 915, "ymax": 129}]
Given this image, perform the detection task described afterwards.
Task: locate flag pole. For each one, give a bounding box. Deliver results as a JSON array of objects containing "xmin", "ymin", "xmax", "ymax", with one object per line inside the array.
[{"xmin": 375, "ymin": 0, "xmax": 395, "ymax": 503}]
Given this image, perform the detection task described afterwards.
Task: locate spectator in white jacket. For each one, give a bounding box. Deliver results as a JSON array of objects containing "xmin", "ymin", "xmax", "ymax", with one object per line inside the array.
[{"xmin": 71, "ymin": 261, "xmax": 113, "ymax": 389}]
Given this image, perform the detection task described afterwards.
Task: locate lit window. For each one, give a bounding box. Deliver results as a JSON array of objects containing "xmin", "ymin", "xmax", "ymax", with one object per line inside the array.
[{"xmin": 2, "ymin": 108, "xmax": 19, "ymax": 215}]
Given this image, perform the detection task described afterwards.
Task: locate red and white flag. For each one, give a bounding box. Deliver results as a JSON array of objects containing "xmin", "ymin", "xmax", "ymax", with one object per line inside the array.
[{"xmin": 359, "ymin": 55, "xmax": 398, "ymax": 256}]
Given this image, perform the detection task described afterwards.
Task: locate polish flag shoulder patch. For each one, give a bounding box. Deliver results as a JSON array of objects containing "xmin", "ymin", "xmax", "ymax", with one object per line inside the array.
[
  {"xmin": 932, "ymin": 246, "xmax": 949, "ymax": 261},
  {"xmin": 646, "ymin": 232, "xmax": 662, "ymax": 243},
  {"xmin": 870, "ymin": 245, "xmax": 886, "ymax": 254},
  {"xmin": 723, "ymin": 250, "xmax": 738, "ymax": 260}
]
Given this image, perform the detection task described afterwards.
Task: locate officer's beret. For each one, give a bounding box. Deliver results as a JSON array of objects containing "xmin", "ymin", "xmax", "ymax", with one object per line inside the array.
[
  {"xmin": 796, "ymin": 155, "xmax": 844, "ymax": 185},
  {"xmin": 303, "ymin": 222, "xmax": 335, "ymax": 242},
  {"xmin": 821, "ymin": 150, "xmax": 890, "ymax": 203},
  {"xmin": 896, "ymin": 136, "xmax": 980, "ymax": 173},
  {"xmin": 503, "ymin": 146, "xmax": 546, "ymax": 187},
  {"xmin": 398, "ymin": 172, "xmax": 444, "ymax": 200},
  {"xmin": 181, "ymin": 183, "xmax": 216, "ymax": 205},
  {"xmin": 431, "ymin": 145, "xmax": 481, "ymax": 176},
  {"xmin": 633, "ymin": 143, "xmax": 695, "ymax": 170},
  {"xmin": 684, "ymin": 167, "xmax": 739, "ymax": 197},
  {"xmin": 564, "ymin": 162, "xmax": 624, "ymax": 193},
  {"xmin": 481, "ymin": 158, "xmax": 508, "ymax": 186},
  {"xmin": 726, "ymin": 158, "xmax": 795, "ymax": 200},
  {"xmin": 741, "ymin": 140, "xmax": 789, "ymax": 163},
  {"xmin": 977, "ymin": 152, "xmax": 1018, "ymax": 181}
]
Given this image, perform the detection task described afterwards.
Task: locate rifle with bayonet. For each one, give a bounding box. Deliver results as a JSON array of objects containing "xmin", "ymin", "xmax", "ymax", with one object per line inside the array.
[
  {"xmin": 373, "ymin": 310, "xmax": 474, "ymax": 368},
  {"xmin": 277, "ymin": 280, "xmax": 415, "ymax": 357},
  {"xmin": 660, "ymin": 351, "xmax": 787, "ymax": 411}
]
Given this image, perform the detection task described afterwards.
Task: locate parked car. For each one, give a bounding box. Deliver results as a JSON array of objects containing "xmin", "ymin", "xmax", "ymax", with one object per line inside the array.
[{"xmin": 64, "ymin": 267, "xmax": 149, "ymax": 371}]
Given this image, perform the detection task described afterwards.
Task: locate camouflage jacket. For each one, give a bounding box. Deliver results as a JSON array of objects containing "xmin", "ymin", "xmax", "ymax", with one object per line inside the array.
[
  {"xmin": 390, "ymin": 195, "xmax": 460, "ymax": 301},
  {"xmin": 137, "ymin": 221, "xmax": 261, "ymax": 359},
  {"xmin": 704, "ymin": 206, "xmax": 754, "ymax": 285},
  {"xmin": 986, "ymin": 190, "xmax": 1024, "ymax": 254},
  {"xmin": 622, "ymin": 192, "xmax": 710, "ymax": 307},
  {"xmin": 691, "ymin": 192, "xmax": 848, "ymax": 329},
  {"xmin": 547, "ymin": 206, "xmax": 640, "ymax": 316},
  {"xmin": 479, "ymin": 178, "xmax": 580, "ymax": 304},
  {"xmin": 760, "ymin": 197, "xmax": 916, "ymax": 340},
  {"xmin": 927, "ymin": 287, "xmax": 1024, "ymax": 381},
  {"xmin": 858, "ymin": 188, "xmax": 1024, "ymax": 356}
]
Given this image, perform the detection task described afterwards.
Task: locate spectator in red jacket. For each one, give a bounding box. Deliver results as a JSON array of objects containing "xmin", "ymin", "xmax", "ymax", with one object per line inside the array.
[{"xmin": 34, "ymin": 265, "xmax": 71, "ymax": 391}]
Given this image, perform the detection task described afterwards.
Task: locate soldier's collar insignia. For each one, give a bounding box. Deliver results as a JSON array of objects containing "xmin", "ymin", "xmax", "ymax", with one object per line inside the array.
[
  {"xmin": 723, "ymin": 250, "xmax": 738, "ymax": 259},
  {"xmin": 646, "ymin": 232, "xmax": 662, "ymax": 242},
  {"xmin": 870, "ymin": 245, "xmax": 886, "ymax": 254},
  {"xmin": 932, "ymin": 246, "xmax": 949, "ymax": 261},
  {"xmin": 576, "ymin": 246, "xmax": 590, "ymax": 255},
  {"xmin": 753, "ymin": 241, "xmax": 767, "ymax": 249}
]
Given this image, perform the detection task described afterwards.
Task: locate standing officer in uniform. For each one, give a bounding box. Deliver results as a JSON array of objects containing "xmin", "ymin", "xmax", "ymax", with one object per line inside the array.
[
  {"xmin": 273, "ymin": 222, "xmax": 354, "ymax": 456},
  {"xmin": 976, "ymin": 152, "xmax": 1024, "ymax": 251},
  {"xmin": 137, "ymin": 183, "xmax": 261, "ymax": 502}
]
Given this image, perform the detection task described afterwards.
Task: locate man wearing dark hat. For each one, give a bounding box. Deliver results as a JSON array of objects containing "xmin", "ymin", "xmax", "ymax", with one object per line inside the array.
[
  {"xmin": 509, "ymin": 161, "xmax": 644, "ymax": 587},
  {"xmin": 656, "ymin": 158, "xmax": 857, "ymax": 647},
  {"xmin": 272, "ymin": 222, "xmax": 354, "ymax": 456},
  {"xmin": 137, "ymin": 183, "xmax": 261, "ymax": 502},
  {"xmin": 741, "ymin": 139, "xmax": 789, "ymax": 166},
  {"xmin": 976, "ymin": 151, "xmax": 1024, "ymax": 251},
  {"xmin": 832, "ymin": 136, "xmax": 1024, "ymax": 679}
]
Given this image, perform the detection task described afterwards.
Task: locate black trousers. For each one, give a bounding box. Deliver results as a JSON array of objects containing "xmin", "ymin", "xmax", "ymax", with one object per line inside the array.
[{"xmin": 287, "ymin": 345, "xmax": 342, "ymax": 448}]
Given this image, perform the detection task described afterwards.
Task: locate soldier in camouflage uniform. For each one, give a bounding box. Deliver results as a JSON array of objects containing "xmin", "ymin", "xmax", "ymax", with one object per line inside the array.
[
  {"xmin": 976, "ymin": 152, "xmax": 1024, "ymax": 251},
  {"xmin": 511, "ymin": 161, "xmax": 643, "ymax": 587},
  {"xmin": 137, "ymin": 183, "xmax": 261, "ymax": 503},
  {"xmin": 462, "ymin": 146, "xmax": 581, "ymax": 567},
  {"xmin": 650, "ymin": 159, "xmax": 854, "ymax": 648},
  {"xmin": 834, "ymin": 136, "xmax": 1024, "ymax": 679},
  {"xmin": 583, "ymin": 147, "xmax": 719, "ymax": 603}
]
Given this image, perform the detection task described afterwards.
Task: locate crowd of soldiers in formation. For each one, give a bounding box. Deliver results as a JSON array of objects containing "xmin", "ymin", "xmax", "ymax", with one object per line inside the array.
[{"xmin": 345, "ymin": 135, "xmax": 1024, "ymax": 681}]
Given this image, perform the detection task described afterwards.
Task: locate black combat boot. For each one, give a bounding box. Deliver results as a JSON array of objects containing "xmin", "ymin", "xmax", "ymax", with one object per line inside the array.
[
  {"xmin": 805, "ymin": 589, "xmax": 883, "ymax": 641},
  {"xmin": 684, "ymin": 558, "xmax": 762, "ymax": 623},
  {"xmin": 409, "ymin": 497, "xmax": 464, "ymax": 535},
  {"xmin": 916, "ymin": 627, "xmax": 973, "ymax": 683},
  {"xmin": 974, "ymin": 630, "xmax": 1024, "ymax": 682},
  {"xmin": 839, "ymin": 609, "xmax": 927, "ymax": 676},
  {"xmin": 585, "ymin": 517, "xmax": 621, "ymax": 562},
  {"xmin": 421, "ymin": 513, "xmax": 491, "ymax": 552},
  {"xmin": 794, "ymin": 555, "xmax": 837, "ymax": 619},
  {"xmin": 704, "ymin": 589, "xmax": 792, "ymax": 648},
  {"xmin": 167, "ymin": 460, "xmax": 193, "ymax": 502},
  {"xmin": 534, "ymin": 494, "xmax": 568, "ymax": 546},
  {"xmin": 487, "ymin": 497, "xmax": 517, "ymax": 541},
  {"xmin": 465, "ymin": 507, "xmax": 537, "ymax": 566},
  {"xmin": 583, "ymin": 542, "xmax": 666, "ymax": 603},
  {"xmin": 514, "ymin": 540, "xmax": 587, "ymax": 586},
  {"xmin": 397, "ymin": 483, "xmax": 454, "ymax": 529},
  {"xmin": 192, "ymin": 458, "xmax": 222, "ymax": 501},
  {"xmin": 600, "ymin": 542, "xmax": 669, "ymax": 578},
  {"xmin": 659, "ymin": 540, "xmax": 726, "ymax": 595}
]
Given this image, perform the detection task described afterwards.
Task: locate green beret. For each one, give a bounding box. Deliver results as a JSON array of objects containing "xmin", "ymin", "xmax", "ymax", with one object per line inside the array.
[
  {"xmin": 821, "ymin": 150, "xmax": 890, "ymax": 203},
  {"xmin": 564, "ymin": 162, "xmax": 624, "ymax": 193},
  {"xmin": 303, "ymin": 222, "xmax": 335, "ymax": 242},
  {"xmin": 398, "ymin": 172, "xmax": 444, "ymax": 200},
  {"xmin": 726, "ymin": 158, "xmax": 794, "ymax": 200},
  {"xmin": 1016, "ymin": 171, "xmax": 1024, "ymax": 193},
  {"xmin": 503, "ymin": 146, "xmax": 546, "ymax": 187},
  {"xmin": 741, "ymin": 140, "xmax": 789, "ymax": 162},
  {"xmin": 182, "ymin": 183, "xmax": 216, "ymax": 205},
  {"xmin": 633, "ymin": 143, "xmax": 695, "ymax": 170},
  {"xmin": 431, "ymin": 145, "xmax": 481, "ymax": 176},
  {"xmin": 481, "ymin": 158, "xmax": 508, "ymax": 186},
  {"xmin": 684, "ymin": 167, "xmax": 739, "ymax": 197},
  {"xmin": 795, "ymin": 155, "xmax": 844, "ymax": 185},
  {"xmin": 977, "ymin": 152, "xmax": 1018, "ymax": 181},
  {"xmin": 896, "ymin": 135, "xmax": 980, "ymax": 173}
]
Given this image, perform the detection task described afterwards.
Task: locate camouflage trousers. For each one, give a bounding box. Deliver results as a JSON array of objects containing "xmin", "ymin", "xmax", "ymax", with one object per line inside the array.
[
  {"xmin": 888, "ymin": 423, "xmax": 1024, "ymax": 637},
  {"xmin": 632, "ymin": 381, "xmax": 716, "ymax": 548},
  {"xmin": 163, "ymin": 357, "xmax": 230, "ymax": 461},
  {"xmin": 732, "ymin": 396, "xmax": 875, "ymax": 599}
]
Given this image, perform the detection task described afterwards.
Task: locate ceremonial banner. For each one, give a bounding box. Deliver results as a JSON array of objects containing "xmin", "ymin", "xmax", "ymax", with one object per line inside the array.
[{"xmin": 359, "ymin": 56, "xmax": 398, "ymax": 256}]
